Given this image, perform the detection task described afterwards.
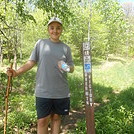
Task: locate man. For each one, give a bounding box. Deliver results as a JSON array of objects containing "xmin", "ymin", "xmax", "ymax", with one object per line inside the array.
[{"xmin": 7, "ymin": 17, "xmax": 74, "ymax": 134}]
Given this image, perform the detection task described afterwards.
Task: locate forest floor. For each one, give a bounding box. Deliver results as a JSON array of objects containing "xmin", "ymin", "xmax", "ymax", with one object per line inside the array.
[
  {"xmin": 1, "ymin": 57, "xmax": 134, "ymax": 134},
  {"xmin": 27, "ymin": 109, "xmax": 85, "ymax": 134}
]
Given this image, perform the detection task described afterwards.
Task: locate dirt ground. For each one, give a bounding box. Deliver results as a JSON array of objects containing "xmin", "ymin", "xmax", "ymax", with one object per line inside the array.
[{"xmin": 27, "ymin": 109, "xmax": 85, "ymax": 134}]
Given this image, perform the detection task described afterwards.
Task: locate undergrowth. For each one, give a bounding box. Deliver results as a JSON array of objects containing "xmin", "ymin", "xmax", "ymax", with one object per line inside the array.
[{"xmin": 0, "ymin": 58, "xmax": 134, "ymax": 133}]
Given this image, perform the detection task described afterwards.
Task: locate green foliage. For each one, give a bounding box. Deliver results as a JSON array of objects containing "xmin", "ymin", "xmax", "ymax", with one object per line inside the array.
[
  {"xmin": 93, "ymin": 0, "xmax": 129, "ymax": 58},
  {"xmin": 68, "ymin": 59, "xmax": 134, "ymax": 134},
  {"xmin": 16, "ymin": 1, "xmax": 36, "ymax": 23},
  {"xmin": 21, "ymin": 9, "xmax": 48, "ymax": 58},
  {"xmin": 0, "ymin": 69, "xmax": 36, "ymax": 133},
  {"xmin": 0, "ymin": 0, "xmax": 36, "ymax": 64},
  {"xmin": 71, "ymin": 119, "xmax": 86, "ymax": 134},
  {"xmin": 1, "ymin": 0, "xmax": 134, "ymax": 63},
  {"xmin": 68, "ymin": 66, "xmax": 84, "ymax": 109},
  {"xmin": 95, "ymin": 87, "xmax": 134, "ymax": 134},
  {"xmin": 93, "ymin": 58, "xmax": 134, "ymax": 90},
  {"xmin": 34, "ymin": 0, "xmax": 75, "ymax": 26},
  {"xmin": 1, "ymin": 0, "xmax": 134, "ymax": 133},
  {"xmin": 1, "ymin": 58, "xmax": 134, "ymax": 133},
  {"xmin": 3, "ymin": 94, "xmax": 36, "ymax": 133}
]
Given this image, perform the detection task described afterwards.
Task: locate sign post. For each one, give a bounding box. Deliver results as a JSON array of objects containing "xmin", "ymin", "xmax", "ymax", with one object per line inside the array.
[{"xmin": 82, "ymin": 42, "xmax": 95, "ymax": 134}]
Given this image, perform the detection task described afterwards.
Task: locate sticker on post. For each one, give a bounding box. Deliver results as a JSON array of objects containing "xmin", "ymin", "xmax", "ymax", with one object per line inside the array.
[
  {"xmin": 84, "ymin": 63, "xmax": 91, "ymax": 73},
  {"xmin": 84, "ymin": 56, "xmax": 91, "ymax": 63},
  {"xmin": 83, "ymin": 42, "xmax": 90, "ymax": 50}
]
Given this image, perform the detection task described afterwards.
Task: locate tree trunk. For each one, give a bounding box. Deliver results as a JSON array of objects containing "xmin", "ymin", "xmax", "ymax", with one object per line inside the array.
[
  {"xmin": 14, "ymin": 50, "xmax": 17, "ymax": 70},
  {"xmin": 0, "ymin": 42, "xmax": 3, "ymax": 65}
]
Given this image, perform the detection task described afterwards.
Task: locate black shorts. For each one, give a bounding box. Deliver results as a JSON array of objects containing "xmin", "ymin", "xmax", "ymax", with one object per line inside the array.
[{"xmin": 36, "ymin": 97, "xmax": 70, "ymax": 119}]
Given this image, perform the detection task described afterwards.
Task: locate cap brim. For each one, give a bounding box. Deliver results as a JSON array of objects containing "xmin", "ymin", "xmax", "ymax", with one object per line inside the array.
[{"xmin": 48, "ymin": 21, "xmax": 62, "ymax": 25}]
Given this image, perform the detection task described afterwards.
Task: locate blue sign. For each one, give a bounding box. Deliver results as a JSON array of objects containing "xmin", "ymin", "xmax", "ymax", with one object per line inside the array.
[{"xmin": 84, "ymin": 63, "xmax": 91, "ymax": 73}]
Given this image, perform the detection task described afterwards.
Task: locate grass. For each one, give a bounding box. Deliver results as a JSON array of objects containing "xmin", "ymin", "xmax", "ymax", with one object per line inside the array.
[
  {"xmin": 93, "ymin": 60, "xmax": 134, "ymax": 91},
  {"xmin": 0, "ymin": 57, "xmax": 134, "ymax": 133},
  {"xmin": 68, "ymin": 58, "xmax": 134, "ymax": 134}
]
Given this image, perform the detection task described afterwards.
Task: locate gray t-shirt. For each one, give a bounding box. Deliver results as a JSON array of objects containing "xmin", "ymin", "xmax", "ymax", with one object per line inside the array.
[{"xmin": 29, "ymin": 39, "xmax": 74, "ymax": 98}]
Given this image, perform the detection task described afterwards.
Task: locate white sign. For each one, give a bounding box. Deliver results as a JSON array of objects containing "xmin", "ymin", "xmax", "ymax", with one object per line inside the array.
[
  {"xmin": 83, "ymin": 42, "xmax": 90, "ymax": 50},
  {"xmin": 84, "ymin": 56, "xmax": 91, "ymax": 63}
]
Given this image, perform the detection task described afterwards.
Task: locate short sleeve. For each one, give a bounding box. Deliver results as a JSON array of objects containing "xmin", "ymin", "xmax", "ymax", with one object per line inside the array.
[
  {"xmin": 29, "ymin": 40, "xmax": 41, "ymax": 62},
  {"xmin": 66, "ymin": 46, "xmax": 74, "ymax": 66}
]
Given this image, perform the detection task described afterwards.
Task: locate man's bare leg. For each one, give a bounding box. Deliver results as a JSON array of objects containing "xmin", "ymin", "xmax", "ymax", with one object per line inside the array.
[
  {"xmin": 50, "ymin": 114, "xmax": 61, "ymax": 134},
  {"xmin": 37, "ymin": 115, "xmax": 50, "ymax": 134}
]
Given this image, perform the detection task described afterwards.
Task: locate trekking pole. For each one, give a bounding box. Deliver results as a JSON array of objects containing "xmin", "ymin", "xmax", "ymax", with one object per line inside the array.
[{"xmin": 4, "ymin": 63, "xmax": 13, "ymax": 134}]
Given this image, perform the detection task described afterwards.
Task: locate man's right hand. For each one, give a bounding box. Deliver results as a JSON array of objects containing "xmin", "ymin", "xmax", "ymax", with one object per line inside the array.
[{"xmin": 6, "ymin": 68, "xmax": 17, "ymax": 77}]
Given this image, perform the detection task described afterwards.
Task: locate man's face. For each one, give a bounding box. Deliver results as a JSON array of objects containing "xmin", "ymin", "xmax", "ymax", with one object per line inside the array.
[{"xmin": 48, "ymin": 22, "xmax": 62, "ymax": 42}]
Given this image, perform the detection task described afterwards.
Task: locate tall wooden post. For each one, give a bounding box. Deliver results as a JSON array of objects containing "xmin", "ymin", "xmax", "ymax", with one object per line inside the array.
[
  {"xmin": 82, "ymin": 0, "xmax": 95, "ymax": 133},
  {"xmin": 82, "ymin": 42, "xmax": 95, "ymax": 134}
]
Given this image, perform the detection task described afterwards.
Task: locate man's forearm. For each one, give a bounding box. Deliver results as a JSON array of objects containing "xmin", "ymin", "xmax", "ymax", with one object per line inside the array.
[{"xmin": 15, "ymin": 60, "xmax": 36, "ymax": 76}]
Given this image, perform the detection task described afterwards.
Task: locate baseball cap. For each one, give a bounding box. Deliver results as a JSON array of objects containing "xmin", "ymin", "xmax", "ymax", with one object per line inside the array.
[{"xmin": 48, "ymin": 17, "xmax": 62, "ymax": 25}]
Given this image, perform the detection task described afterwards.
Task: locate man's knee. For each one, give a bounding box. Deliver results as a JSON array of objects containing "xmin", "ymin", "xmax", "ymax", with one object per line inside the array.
[
  {"xmin": 51, "ymin": 114, "xmax": 61, "ymax": 121},
  {"xmin": 38, "ymin": 115, "xmax": 51, "ymax": 127}
]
